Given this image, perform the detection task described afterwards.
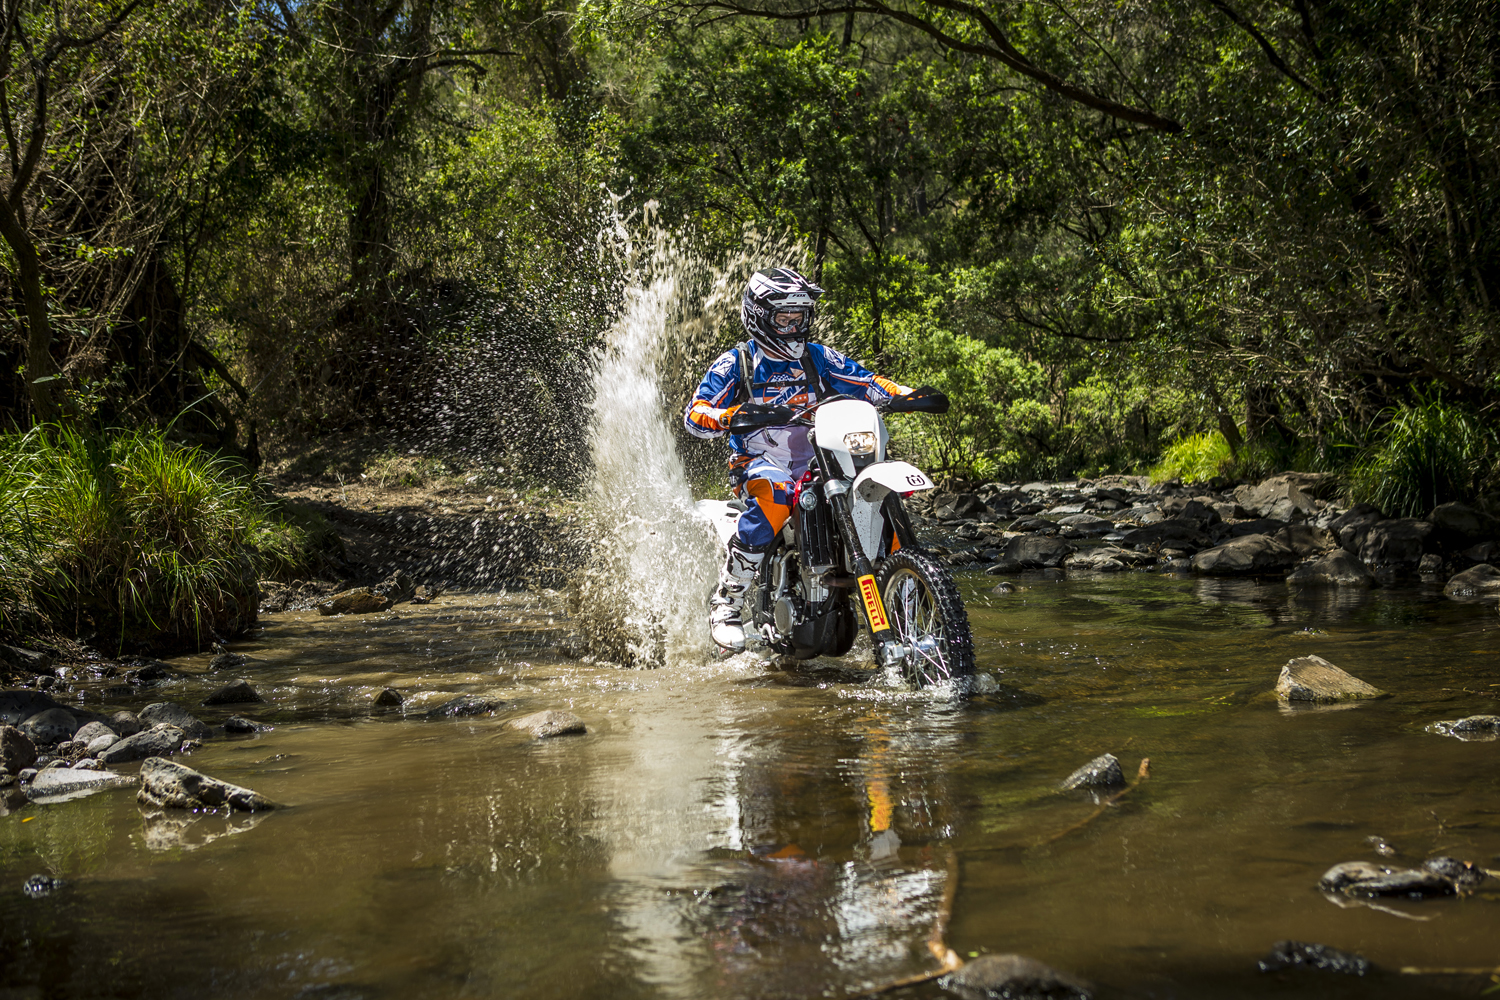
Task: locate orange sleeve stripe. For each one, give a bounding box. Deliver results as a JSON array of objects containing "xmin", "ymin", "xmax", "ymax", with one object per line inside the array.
[
  {"xmin": 872, "ymin": 375, "xmax": 909, "ymax": 396},
  {"xmin": 687, "ymin": 402, "xmax": 725, "ymax": 432}
]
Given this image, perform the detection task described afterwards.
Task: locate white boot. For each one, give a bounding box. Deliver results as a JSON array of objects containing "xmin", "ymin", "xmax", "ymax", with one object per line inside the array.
[{"xmin": 709, "ymin": 541, "xmax": 763, "ymax": 652}]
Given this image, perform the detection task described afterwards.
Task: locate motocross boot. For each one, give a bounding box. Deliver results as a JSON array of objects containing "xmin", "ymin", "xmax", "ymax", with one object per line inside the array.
[{"xmin": 709, "ymin": 539, "xmax": 763, "ymax": 652}]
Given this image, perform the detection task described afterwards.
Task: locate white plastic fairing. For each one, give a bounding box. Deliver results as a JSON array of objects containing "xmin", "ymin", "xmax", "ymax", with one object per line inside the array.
[
  {"xmin": 813, "ymin": 399, "xmax": 888, "ymax": 478},
  {"xmin": 848, "ymin": 461, "xmax": 933, "ymax": 561}
]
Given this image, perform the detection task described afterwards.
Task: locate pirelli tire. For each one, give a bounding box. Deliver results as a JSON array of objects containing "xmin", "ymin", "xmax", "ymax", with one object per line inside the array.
[{"xmin": 874, "ymin": 549, "xmax": 975, "ymax": 688}]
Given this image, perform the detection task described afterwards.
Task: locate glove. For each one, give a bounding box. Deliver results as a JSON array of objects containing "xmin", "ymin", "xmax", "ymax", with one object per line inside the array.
[
  {"xmin": 727, "ymin": 402, "xmax": 796, "ymax": 433},
  {"xmin": 888, "ymin": 386, "xmax": 950, "ymax": 414}
]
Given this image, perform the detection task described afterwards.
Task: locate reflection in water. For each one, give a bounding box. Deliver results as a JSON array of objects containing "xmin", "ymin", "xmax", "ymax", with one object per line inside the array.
[
  {"xmin": 1, "ymin": 576, "xmax": 1499, "ymax": 998},
  {"xmin": 137, "ymin": 808, "xmax": 270, "ymax": 852}
]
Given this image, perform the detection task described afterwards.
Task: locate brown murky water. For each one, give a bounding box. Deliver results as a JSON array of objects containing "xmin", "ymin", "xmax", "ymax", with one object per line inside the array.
[{"xmin": 3, "ymin": 575, "xmax": 1499, "ymax": 999}]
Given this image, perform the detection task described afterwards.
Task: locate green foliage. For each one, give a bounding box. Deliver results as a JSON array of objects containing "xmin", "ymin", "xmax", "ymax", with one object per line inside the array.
[
  {"xmin": 1151, "ymin": 432, "xmax": 1233, "ymax": 484},
  {"xmin": 1348, "ymin": 397, "xmax": 1496, "ymax": 518},
  {"xmin": 0, "ymin": 426, "xmax": 308, "ymax": 651}
]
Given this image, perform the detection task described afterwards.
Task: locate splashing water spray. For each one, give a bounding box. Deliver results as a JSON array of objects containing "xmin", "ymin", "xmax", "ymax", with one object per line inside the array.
[{"xmin": 573, "ymin": 200, "xmax": 804, "ymax": 668}]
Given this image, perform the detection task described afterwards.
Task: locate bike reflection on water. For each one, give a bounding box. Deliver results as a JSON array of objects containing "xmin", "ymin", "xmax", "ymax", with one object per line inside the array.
[{"xmin": 646, "ymin": 709, "xmax": 963, "ymax": 998}]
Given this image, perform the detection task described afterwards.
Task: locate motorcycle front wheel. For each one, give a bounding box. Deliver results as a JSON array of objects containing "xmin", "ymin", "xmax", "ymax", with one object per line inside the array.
[{"xmin": 875, "ymin": 550, "xmax": 975, "ymax": 687}]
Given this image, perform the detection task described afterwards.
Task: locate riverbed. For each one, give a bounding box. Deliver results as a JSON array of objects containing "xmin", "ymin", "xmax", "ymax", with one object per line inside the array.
[{"xmin": 3, "ymin": 573, "xmax": 1499, "ymax": 999}]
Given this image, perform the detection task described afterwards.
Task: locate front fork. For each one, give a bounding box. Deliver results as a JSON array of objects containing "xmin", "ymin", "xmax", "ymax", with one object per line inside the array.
[{"xmin": 824, "ymin": 480, "xmax": 905, "ymax": 668}]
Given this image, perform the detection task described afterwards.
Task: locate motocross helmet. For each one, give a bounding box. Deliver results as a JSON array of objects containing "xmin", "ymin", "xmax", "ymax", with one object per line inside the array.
[{"xmin": 741, "ymin": 267, "xmax": 822, "ymax": 361}]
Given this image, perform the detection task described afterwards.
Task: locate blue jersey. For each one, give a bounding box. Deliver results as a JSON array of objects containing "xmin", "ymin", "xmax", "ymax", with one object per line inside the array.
[{"xmin": 683, "ymin": 342, "xmax": 908, "ymax": 475}]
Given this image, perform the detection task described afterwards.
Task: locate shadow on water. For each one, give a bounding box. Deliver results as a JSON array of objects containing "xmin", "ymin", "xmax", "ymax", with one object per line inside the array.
[{"xmin": 1, "ymin": 578, "xmax": 1499, "ymax": 998}]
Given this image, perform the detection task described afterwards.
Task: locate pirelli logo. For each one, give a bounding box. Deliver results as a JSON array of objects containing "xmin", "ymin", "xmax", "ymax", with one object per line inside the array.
[{"xmin": 858, "ymin": 574, "xmax": 889, "ymax": 632}]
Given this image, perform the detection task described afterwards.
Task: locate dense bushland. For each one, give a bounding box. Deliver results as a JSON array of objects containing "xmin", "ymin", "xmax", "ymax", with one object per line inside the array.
[{"xmin": 0, "ymin": 427, "xmax": 320, "ymax": 652}]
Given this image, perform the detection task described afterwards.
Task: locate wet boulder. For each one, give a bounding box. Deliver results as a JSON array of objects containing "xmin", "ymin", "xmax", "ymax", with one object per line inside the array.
[
  {"xmin": 108, "ymin": 711, "xmax": 143, "ymax": 737},
  {"xmin": 203, "ymin": 680, "xmax": 264, "ymax": 706},
  {"xmin": 19, "ymin": 708, "xmax": 78, "ymax": 747},
  {"xmin": 1057, "ymin": 513, "xmax": 1114, "ymax": 535},
  {"xmin": 374, "ymin": 569, "xmax": 417, "ymax": 605},
  {"xmin": 1359, "ymin": 519, "xmax": 1435, "ymax": 578},
  {"xmin": 510, "ymin": 710, "xmax": 587, "ymax": 738},
  {"xmin": 1276, "ymin": 655, "xmax": 1383, "ymax": 704},
  {"xmin": 1060, "ymin": 753, "xmax": 1124, "ymax": 790},
  {"xmin": 1063, "ymin": 547, "xmax": 1130, "ymax": 573},
  {"xmin": 316, "ymin": 588, "xmax": 392, "ymax": 616},
  {"xmin": 1225, "ymin": 518, "xmax": 1291, "ymax": 538},
  {"xmin": 1007, "ymin": 517, "xmax": 1057, "ymax": 535},
  {"xmin": 73, "ymin": 721, "xmax": 116, "ymax": 745},
  {"xmin": 942, "ymin": 954, "xmax": 1093, "ymax": 1000},
  {"xmin": 98, "ymin": 724, "xmax": 186, "ymax": 766},
  {"xmin": 139, "ymin": 702, "xmax": 211, "ymax": 740},
  {"xmin": 1326, "ymin": 503, "xmax": 1384, "ymax": 552},
  {"xmin": 1192, "ymin": 534, "xmax": 1297, "ymax": 576},
  {"xmin": 1286, "ymin": 550, "xmax": 1376, "ymax": 588},
  {"xmin": 1258, "ymin": 941, "xmax": 1370, "ymax": 976},
  {"xmin": 1119, "ymin": 520, "xmax": 1210, "ymax": 551},
  {"xmin": 0, "ymin": 691, "xmax": 67, "ymax": 727},
  {"xmin": 0, "ymin": 644, "xmax": 52, "ymax": 675},
  {"xmin": 1429, "ymin": 502, "xmax": 1500, "ymax": 547},
  {"xmin": 25, "ymin": 767, "xmax": 136, "ymax": 802},
  {"xmin": 1234, "ymin": 475, "xmax": 1321, "ymax": 521},
  {"xmin": 0, "ymin": 725, "xmax": 37, "ymax": 773},
  {"xmin": 223, "ymin": 716, "xmax": 269, "ymax": 734},
  {"xmin": 1272, "ymin": 525, "xmax": 1337, "ymax": 559},
  {"xmin": 987, "ymin": 535, "xmax": 1074, "ymax": 573},
  {"xmin": 933, "ymin": 492, "xmax": 988, "ymax": 520},
  {"xmin": 373, "ymin": 687, "xmax": 404, "ymax": 707},
  {"xmin": 137, "ymin": 756, "xmax": 277, "ymax": 812},
  {"xmin": 1443, "ymin": 564, "xmax": 1500, "ymax": 599},
  {"xmin": 1160, "ymin": 496, "xmax": 1221, "ymax": 524}
]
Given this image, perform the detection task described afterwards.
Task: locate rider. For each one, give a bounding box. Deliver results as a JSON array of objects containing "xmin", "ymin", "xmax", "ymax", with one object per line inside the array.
[{"xmin": 684, "ymin": 267, "xmax": 914, "ymax": 652}]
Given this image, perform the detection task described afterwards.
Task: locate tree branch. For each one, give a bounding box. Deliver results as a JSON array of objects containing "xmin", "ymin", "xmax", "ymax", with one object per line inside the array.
[
  {"xmin": 655, "ymin": 0, "xmax": 1184, "ymax": 132},
  {"xmin": 1201, "ymin": 0, "xmax": 1327, "ymax": 100}
]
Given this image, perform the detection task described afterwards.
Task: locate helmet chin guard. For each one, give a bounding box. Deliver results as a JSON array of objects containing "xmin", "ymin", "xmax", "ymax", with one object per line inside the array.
[{"xmin": 742, "ymin": 267, "xmax": 822, "ymax": 361}]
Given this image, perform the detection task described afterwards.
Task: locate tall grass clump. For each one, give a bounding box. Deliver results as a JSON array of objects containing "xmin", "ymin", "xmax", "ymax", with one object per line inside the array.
[
  {"xmin": 1150, "ymin": 431, "xmax": 1233, "ymax": 483},
  {"xmin": 1348, "ymin": 396, "xmax": 1495, "ymax": 518},
  {"xmin": 0, "ymin": 425, "xmax": 275, "ymax": 653}
]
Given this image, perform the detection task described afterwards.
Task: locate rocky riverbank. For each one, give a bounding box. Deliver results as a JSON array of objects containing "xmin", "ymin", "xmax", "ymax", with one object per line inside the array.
[{"xmin": 908, "ymin": 473, "xmax": 1500, "ymax": 598}]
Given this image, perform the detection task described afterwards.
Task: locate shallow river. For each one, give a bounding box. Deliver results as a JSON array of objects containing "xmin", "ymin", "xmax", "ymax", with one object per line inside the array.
[{"xmin": 3, "ymin": 573, "xmax": 1499, "ymax": 999}]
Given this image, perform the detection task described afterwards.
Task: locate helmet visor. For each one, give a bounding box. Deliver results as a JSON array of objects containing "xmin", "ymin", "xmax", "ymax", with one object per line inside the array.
[{"xmin": 772, "ymin": 307, "xmax": 811, "ymax": 336}]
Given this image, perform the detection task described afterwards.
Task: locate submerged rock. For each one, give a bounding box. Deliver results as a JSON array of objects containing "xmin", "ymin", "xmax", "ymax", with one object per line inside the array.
[
  {"xmin": 1275, "ymin": 655, "xmax": 1383, "ymax": 704},
  {"xmin": 1426, "ymin": 715, "xmax": 1500, "ymax": 741},
  {"xmin": 424, "ymin": 696, "xmax": 502, "ymax": 719},
  {"xmin": 1060, "ymin": 753, "xmax": 1123, "ymax": 790},
  {"xmin": 138, "ymin": 702, "xmax": 211, "ymax": 740},
  {"xmin": 1318, "ymin": 856, "xmax": 1484, "ymax": 898},
  {"xmin": 137, "ymin": 757, "xmax": 277, "ymax": 812},
  {"xmin": 203, "ymin": 680, "xmax": 264, "ymax": 706},
  {"xmin": 510, "ymin": 710, "xmax": 587, "ymax": 738},
  {"xmin": 98, "ymin": 724, "xmax": 186, "ymax": 765},
  {"xmin": 22, "ymin": 874, "xmax": 65, "ymax": 898},
  {"xmin": 1286, "ymin": 549, "xmax": 1376, "ymax": 588},
  {"xmin": 223, "ymin": 716, "xmax": 267, "ymax": 734},
  {"xmin": 1258, "ymin": 940, "xmax": 1370, "ymax": 976},
  {"xmin": 1191, "ymin": 534, "xmax": 1297, "ymax": 576},
  {"xmin": 373, "ymin": 687, "xmax": 404, "ymax": 707},
  {"xmin": 316, "ymin": 588, "xmax": 392, "ymax": 616},
  {"xmin": 0, "ymin": 725, "xmax": 38, "ymax": 773},
  {"xmin": 941, "ymin": 954, "xmax": 1093, "ymax": 1000},
  {"xmin": 1443, "ymin": 563, "xmax": 1500, "ymax": 599}
]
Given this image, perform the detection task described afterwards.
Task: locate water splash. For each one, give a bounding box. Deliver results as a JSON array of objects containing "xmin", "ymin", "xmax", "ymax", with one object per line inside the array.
[{"xmin": 574, "ymin": 203, "xmax": 803, "ymax": 668}]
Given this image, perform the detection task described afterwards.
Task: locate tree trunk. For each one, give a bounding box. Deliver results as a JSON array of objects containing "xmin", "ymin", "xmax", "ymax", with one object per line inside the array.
[{"xmin": 0, "ymin": 198, "xmax": 58, "ymax": 421}]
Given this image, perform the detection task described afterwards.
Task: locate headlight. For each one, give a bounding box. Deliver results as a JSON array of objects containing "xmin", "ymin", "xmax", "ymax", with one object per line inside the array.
[{"xmin": 843, "ymin": 431, "xmax": 877, "ymax": 456}]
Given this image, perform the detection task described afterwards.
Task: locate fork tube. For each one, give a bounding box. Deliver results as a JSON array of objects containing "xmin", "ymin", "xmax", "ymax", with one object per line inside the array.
[{"xmin": 826, "ymin": 489, "xmax": 896, "ymax": 651}]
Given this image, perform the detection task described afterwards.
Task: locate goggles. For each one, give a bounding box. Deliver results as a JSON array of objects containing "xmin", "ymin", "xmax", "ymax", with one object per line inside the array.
[{"xmin": 772, "ymin": 307, "xmax": 811, "ymax": 335}]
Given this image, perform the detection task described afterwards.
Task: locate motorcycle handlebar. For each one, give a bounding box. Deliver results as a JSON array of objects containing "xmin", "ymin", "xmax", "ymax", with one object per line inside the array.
[{"xmin": 726, "ymin": 388, "xmax": 949, "ymax": 432}]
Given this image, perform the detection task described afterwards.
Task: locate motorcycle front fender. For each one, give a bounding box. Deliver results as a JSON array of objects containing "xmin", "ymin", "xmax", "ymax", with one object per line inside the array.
[{"xmin": 849, "ymin": 461, "xmax": 934, "ymax": 561}]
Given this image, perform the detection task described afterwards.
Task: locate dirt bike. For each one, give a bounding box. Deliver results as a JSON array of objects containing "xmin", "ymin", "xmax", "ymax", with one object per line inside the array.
[{"xmin": 701, "ymin": 389, "xmax": 975, "ymax": 689}]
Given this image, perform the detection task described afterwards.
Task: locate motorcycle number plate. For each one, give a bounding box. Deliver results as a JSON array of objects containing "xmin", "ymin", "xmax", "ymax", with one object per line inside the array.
[{"xmin": 858, "ymin": 574, "xmax": 889, "ymax": 631}]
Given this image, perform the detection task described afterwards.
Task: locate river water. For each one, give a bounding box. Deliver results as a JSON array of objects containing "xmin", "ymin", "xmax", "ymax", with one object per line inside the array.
[{"xmin": 2, "ymin": 575, "xmax": 1499, "ymax": 999}]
